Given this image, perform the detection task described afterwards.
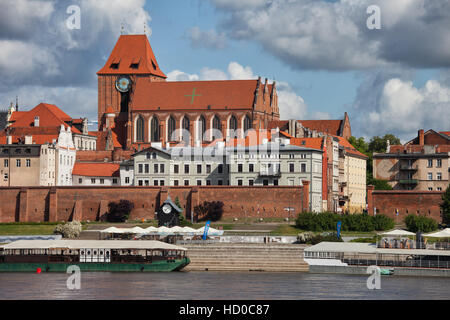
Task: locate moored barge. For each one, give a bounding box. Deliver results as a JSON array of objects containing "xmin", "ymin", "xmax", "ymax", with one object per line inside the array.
[{"xmin": 0, "ymin": 240, "xmax": 190, "ymax": 272}]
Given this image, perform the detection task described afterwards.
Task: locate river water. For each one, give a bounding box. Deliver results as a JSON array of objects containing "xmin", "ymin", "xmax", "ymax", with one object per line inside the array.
[{"xmin": 0, "ymin": 272, "xmax": 449, "ymax": 300}]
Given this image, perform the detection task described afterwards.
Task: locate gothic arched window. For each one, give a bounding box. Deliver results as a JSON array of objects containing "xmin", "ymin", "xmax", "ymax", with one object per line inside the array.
[
  {"xmin": 182, "ymin": 116, "xmax": 190, "ymax": 143},
  {"xmin": 136, "ymin": 116, "xmax": 144, "ymax": 142},
  {"xmin": 167, "ymin": 116, "xmax": 176, "ymax": 141},
  {"xmin": 151, "ymin": 117, "xmax": 160, "ymax": 142},
  {"xmin": 243, "ymin": 115, "xmax": 252, "ymax": 134},
  {"xmin": 229, "ymin": 115, "xmax": 237, "ymax": 137},
  {"xmin": 198, "ymin": 115, "xmax": 206, "ymax": 141},
  {"xmin": 212, "ymin": 115, "xmax": 221, "ymax": 140}
]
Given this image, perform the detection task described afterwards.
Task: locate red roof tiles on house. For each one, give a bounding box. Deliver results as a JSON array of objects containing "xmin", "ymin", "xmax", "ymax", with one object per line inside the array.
[
  {"xmin": 299, "ymin": 120, "xmax": 342, "ymax": 136},
  {"xmin": 72, "ymin": 163, "xmax": 120, "ymax": 177},
  {"xmin": 131, "ymin": 79, "xmax": 262, "ymax": 111},
  {"xmin": 332, "ymin": 135, "xmax": 368, "ymax": 159},
  {"xmin": 289, "ymin": 137, "xmax": 324, "ymax": 150},
  {"xmin": 97, "ymin": 35, "xmax": 166, "ymax": 78}
]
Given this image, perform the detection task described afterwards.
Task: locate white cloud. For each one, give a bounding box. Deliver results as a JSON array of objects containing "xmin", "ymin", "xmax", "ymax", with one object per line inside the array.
[
  {"xmin": 353, "ymin": 75, "xmax": 450, "ymax": 140},
  {"xmin": 187, "ymin": 27, "xmax": 228, "ymax": 50},
  {"xmin": 210, "ymin": 0, "xmax": 450, "ymax": 70},
  {"xmin": 227, "ymin": 62, "xmax": 257, "ymax": 80}
]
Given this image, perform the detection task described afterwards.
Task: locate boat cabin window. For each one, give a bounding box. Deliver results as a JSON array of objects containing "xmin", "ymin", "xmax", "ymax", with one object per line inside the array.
[{"xmin": 152, "ymin": 250, "xmax": 163, "ymax": 256}]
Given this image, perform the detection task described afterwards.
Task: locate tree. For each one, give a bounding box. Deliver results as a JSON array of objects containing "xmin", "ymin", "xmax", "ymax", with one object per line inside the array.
[
  {"xmin": 368, "ymin": 134, "xmax": 401, "ymax": 153},
  {"xmin": 440, "ymin": 184, "xmax": 450, "ymax": 225},
  {"xmin": 107, "ymin": 200, "xmax": 134, "ymax": 222},
  {"xmin": 174, "ymin": 196, "xmax": 187, "ymax": 225},
  {"xmin": 195, "ymin": 201, "xmax": 224, "ymax": 222}
]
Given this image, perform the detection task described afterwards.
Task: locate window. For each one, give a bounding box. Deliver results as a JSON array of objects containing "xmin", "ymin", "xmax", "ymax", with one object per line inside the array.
[
  {"xmin": 146, "ymin": 152, "xmax": 151, "ymax": 160},
  {"xmin": 16, "ymin": 159, "xmax": 21, "ymax": 167},
  {"xmin": 237, "ymin": 179, "xmax": 243, "ymax": 186},
  {"xmin": 289, "ymin": 163, "xmax": 295, "ymax": 172},
  {"xmin": 145, "ymin": 164, "xmax": 149, "ymax": 173},
  {"xmin": 136, "ymin": 116, "xmax": 144, "ymax": 142},
  {"xmin": 206, "ymin": 164, "xmax": 211, "ymax": 174},
  {"xmin": 428, "ymin": 172, "xmax": 433, "ymax": 180},
  {"xmin": 428, "ymin": 159, "xmax": 433, "ymax": 167},
  {"xmin": 138, "ymin": 164, "xmax": 143, "ymax": 174},
  {"xmin": 184, "ymin": 180, "xmax": 189, "ymax": 186},
  {"xmin": 78, "ymin": 178, "xmax": 82, "ymax": 184},
  {"xmin": 437, "ymin": 173, "xmax": 442, "ymax": 180},
  {"xmin": 301, "ymin": 163, "xmax": 306, "ymax": 173},
  {"xmin": 218, "ymin": 179, "xmax": 223, "ymax": 185},
  {"xmin": 138, "ymin": 180, "xmax": 143, "ymax": 186},
  {"xmin": 125, "ymin": 177, "xmax": 130, "ymax": 184},
  {"xmin": 249, "ymin": 163, "xmax": 254, "ymax": 172},
  {"xmin": 197, "ymin": 180, "xmax": 202, "ymax": 186},
  {"xmin": 274, "ymin": 179, "xmax": 279, "ymax": 186},
  {"xmin": 184, "ymin": 164, "xmax": 190, "ymax": 174},
  {"xmin": 289, "ymin": 154, "xmax": 295, "ymax": 159},
  {"xmin": 198, "ymin": 116, "xmax": 206, "ymax": 141},
  {"xmin": 160, "ymin": 164, "xmax": 165, "ymax": 173},
  {"xmin": 243, "ymin": 115, "xmax": 251, "ymax": 134},
  {"xmin": 154, "ymin": 164, "xmax": 158, "ymax": 173},
  {"xmin": 145, "ymin": 180, "xmax": 149, "ymax": 186},
  {"xmin": 182, "ymin": 116, "xmax": 190, "ymax": 142},
  {"xmin": 100, "ymin": 179, "xmax": 104, "ymax": 184},
  {"xmin": 167, "ymin": 116, "xmax": 176, "ymax": 141},
  {"xmin": 174, "ymin": 164, "xmax": 179, "ymax": 174},
  {"xmin": 160, "ymin": 180, "xmax": 165, "ymax": 186},
  {"xmin": 437, "ymin": 159, "xmax": 442, "ymax": 168},
  {"xmin": 91, "ymin": 178, "xmax": 96, "ymax": 184},
  {"xmin": 428, "ymin": 187, "xmax": 433, "ymax": 191},
  {"xmin": 113, "ymin": 178, "xmax": 118, "ymax": 184},
  {"xmin": 206, "ymin": 180, "xmax": 211, "ymax": 186},
  {"xmin": 238, "ymin": 164, "xmax": 243, "ymax": 173},
  {"xmin": 4, "ymin": 173, "xmax": 8, "ymax": 180},
  {"xmin": 197, "ymin": 164, "xmax": 202, "ymax": 174},
  {"xmin": 151, "ymin": 117, "xmax": 160, "ymax": 142},
  {"xmin": 229, "ymin": 115, "xmax": 237, "ymax": 137},
  {"xmin": 263, "ymin": 180, "xmax": 269, "ymax": 186},
  {"xmin": 437, "ymin": 187, "xmax": 442, "ymax": 191},
  {"xmin": 154, "ymin": 180, "xmax": 158, "ymax": 186},
  {"xmin": 174, "ymin": 180, "xmax": 179, "ymax": 186},
  {"xmin": 249, "ymin": 179, "xmax": 254, "ymax": 186},
  {"xmin": 218, "ymin": 164, "xmax": 223, "ymax": 174},
  {"xmin": 4, "ymin": 159, "xmax": 8, "ymax": 168},
  {"xmin": 212, "ymin": 116, "xmax": 221, "ymax": 140}
]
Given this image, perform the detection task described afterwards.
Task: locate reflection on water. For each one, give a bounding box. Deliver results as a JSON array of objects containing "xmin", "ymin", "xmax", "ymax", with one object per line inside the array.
[{"xmin": 0, "ymin": 272, "xmax": 449, "ymax": 300}]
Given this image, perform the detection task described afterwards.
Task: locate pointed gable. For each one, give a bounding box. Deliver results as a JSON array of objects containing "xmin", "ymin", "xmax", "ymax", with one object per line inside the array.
[{"xmin": 97, "ymin": 35, "xmax": 166, "ymax": 78}]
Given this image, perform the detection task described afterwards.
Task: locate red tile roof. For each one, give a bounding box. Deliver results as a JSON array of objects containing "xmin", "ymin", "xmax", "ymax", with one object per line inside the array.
[
  {"xmin": 97, "ymin": 35, "xmax": 166, "ymax": 78},
  {"xmin": 89, "ymin": 130, "xmax": 122, "ymax": 150},
  {"xmin": 132, "ymin": 79, "xmax": 263, "ymax": 111},
  {"xmin": 267, "ymin": 120, "xmax": 289, "ymax": 131},
  {"xmin": 333, "ymin": 135, "xmax": 368, "ymax": 159},
  {"xmin": 289, "ymin": 137, "xmax": 324, "ymax": 150},
  {"xmin": 299, "ymin": 120, "xmax": 342, "ymax": 135},
  {"xmin": 8, "ymin": 111, "xmax": 26, "ymax": 122},
  {"xmin": 72, "ymin": 163, "xmax": 120, "ymax": 177},
  {"xmin": 10, "ymin": 103, "xmax": 81, "ymax": 134}
]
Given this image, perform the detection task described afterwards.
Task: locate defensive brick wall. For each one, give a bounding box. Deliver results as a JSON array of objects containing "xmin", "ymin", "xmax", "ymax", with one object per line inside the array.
[
  {"xmin": 367, "ymin": 185, "xmax": 444, "ymax": 222},
  {"xmin": 0, "ymin": 183, "xmax": 309, "ymax": 222}
]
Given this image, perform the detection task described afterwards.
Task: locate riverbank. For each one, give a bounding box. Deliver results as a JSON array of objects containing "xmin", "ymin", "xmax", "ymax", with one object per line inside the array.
[{"xmin": 309, "ymin": 265, "xmax": 450, "ymax": 277}]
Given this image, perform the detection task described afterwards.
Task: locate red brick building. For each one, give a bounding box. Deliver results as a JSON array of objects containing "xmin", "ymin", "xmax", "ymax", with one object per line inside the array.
[{"xmin": 96, "ymin": 34, "xmax": 280, "ymax": 151}]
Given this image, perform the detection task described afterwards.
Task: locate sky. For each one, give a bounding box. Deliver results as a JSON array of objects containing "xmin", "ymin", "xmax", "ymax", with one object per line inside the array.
[{"xmin": 0, "ymin": 0, "xmax": 449, "ymax": 141}]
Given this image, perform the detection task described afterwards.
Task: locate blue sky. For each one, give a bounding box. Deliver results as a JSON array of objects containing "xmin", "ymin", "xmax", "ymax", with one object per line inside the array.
[{"xmin": 0, "ymin": 0, "xmax": 449, "ymax": 141}]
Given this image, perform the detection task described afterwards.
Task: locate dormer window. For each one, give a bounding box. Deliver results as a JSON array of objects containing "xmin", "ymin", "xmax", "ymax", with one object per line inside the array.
[
  {"xmin": 110, "ymin": 63, "xmax": 119, "ymax": 69},
  {"xmin": 151, "ymin": 59, "xmax": 157, "ymax": 70},
  {"xmin": 130, "ymin": 62, "xmax": 139, "ymax": 69}
]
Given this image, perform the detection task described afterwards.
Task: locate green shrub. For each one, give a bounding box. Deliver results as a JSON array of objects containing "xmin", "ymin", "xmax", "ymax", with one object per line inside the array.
[
  {"xmin": 107, "ymin": 200, "xmax": 134, "ymax": 222},
  {"xmin": 295, "ymin": 212, "xmax": 394, "ymax": 232},
  {"xmin": 309, "ymin": 233, "xmax": 343, "ymax": 245},
  {"xmin": 404, "ymin": 214, "xmax": 438, "ymax": 233}
]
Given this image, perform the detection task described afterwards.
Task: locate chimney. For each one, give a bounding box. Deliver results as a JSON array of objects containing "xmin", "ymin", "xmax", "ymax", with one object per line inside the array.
[
  {"xmin": 34, "ymin": 116, "xmax": 39, "ymax": 127},
  {"xmin": 6, "ymin": 135, "xmax": 12, "ymax": 144},
  {"xmin": 25, "ymin": 135, "xmax": 33, "ymax": 145},
  {"xmin": 418, "ymin": 129, "xmax": 424, "ymax": 146}
]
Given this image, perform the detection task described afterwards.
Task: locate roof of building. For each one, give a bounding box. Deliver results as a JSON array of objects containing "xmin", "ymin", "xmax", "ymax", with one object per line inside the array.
[
  {"xmin": 72, "ymin": 162, "xmax": 120, "ymax": 177},
  {"xmin": 0, "ymin": 240, "xmax": 186, "ymax": 251},
  {"xmin": 289, "ymin": 137, "xmax": 324, "ymax": 150},
  {"xmin": 299, "ymin": 120, "xmax": 343, "ymax": 136},
  {"xmin": 332, "ymin": 135, "xmax": 368, "ymax": 159},
  {"xmin": 89, "ymin": 130, "xmax": 122, "ymax": 150},
  {"xmin": 131, "ymin": 79, "xmax": 265, "ymax": 111},
  {"xmin": 8, "ymin": 103, "xmax": 81, "ymax": 134},
  {"xmin": 97, "ymin": 35, "xmax": 166, "ymax": 78}
]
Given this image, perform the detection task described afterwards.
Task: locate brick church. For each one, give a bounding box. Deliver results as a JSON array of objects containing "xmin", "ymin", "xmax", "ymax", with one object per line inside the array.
[{"xmin": 97, "ymin": 34, "xmax": 280, "ymax": 151}]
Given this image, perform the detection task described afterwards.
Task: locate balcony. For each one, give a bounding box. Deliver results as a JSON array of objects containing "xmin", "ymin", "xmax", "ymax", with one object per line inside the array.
[
  {"xmin": 399, "ymin": 179, "xmax": 418, "ymax": 185},
  {"xmin": 399, "ymin": 164, "xmax": 418, "ymax": 171},
  {"xmin": 259, "ymin": 170, "xmax": 281, "ymax": 177}
]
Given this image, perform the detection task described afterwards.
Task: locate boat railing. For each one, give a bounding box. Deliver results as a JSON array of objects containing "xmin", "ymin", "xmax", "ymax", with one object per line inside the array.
[{"xmin": 342, "ymin": 258, "xmax": 450, "ymax": 269}]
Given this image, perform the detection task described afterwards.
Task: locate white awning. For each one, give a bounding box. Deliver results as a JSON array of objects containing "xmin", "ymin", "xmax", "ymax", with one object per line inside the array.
[
  {"xmin": 380, "ymin": 229, "xmax": 415, "ymax": 237},
  {"xmin": 424, "ymin": 228, "xmax": 450, "ymax": 238}
]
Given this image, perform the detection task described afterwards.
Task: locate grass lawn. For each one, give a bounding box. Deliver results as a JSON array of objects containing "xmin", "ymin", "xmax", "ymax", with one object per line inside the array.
[{"xmin": 0, "ymin": 224, "xmax": 57, "ymax": 236}]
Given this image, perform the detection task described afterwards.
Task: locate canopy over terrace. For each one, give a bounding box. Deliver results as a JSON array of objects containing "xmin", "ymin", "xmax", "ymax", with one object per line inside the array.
[
  {"xmin": 424, "ymin": 228, "xmax": 450, "ymax": 238},
  {"xmin": 380, "ymin": 229, "xmax": 415, "ymax": 237},
  {"xmin": 100, "ymin": 226, "xmax": 223, "ymax": 236}
]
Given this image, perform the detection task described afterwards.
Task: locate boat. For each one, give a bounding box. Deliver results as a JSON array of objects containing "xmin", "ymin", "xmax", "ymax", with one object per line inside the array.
[
  {"xmin": 380, "ymin": 268, "xmax": 394, "ymax": 275},
  {"xmin": 0, "ymin": 240, "xmax": 190, "ymax": 272}
]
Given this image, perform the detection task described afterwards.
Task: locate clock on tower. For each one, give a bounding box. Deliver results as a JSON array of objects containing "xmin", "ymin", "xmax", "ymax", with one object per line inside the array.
[{"xmin": 157, "ymin": 196, "xmax": 183, "ymax": 227}]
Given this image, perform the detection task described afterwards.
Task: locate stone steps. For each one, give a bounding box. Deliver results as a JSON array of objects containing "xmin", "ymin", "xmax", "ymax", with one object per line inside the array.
[{"xmin": 183, "ymin": 243, "xmax": 308, "ymax": 272}]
